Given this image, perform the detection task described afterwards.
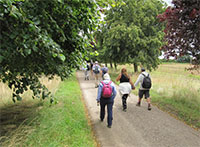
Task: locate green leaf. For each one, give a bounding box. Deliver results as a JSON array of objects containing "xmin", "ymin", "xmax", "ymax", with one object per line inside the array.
[
  {"xmin": 52, "ymin": 53, "xmax": 58, "ymax": 58},
  {"xmin": 24, "ymin": 48, "xmax": 32, "ymax": 55},
  {"xmin": 16, "ymin": 95, "xmax": 22, "ymax": 101},
  {"xmin": 32, "ymin": 45, "xmax": 38, "ymax": 52},
  {"xmin": 58, "ymin": 54, "xmax": 66, "ymax": 62}
]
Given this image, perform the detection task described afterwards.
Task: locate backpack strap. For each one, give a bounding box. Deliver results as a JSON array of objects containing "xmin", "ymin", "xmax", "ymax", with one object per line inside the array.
[
  {"xmin": 142, "ymin": 73, "xmax": 146, "ymax": 77},
  {"xmin": 101, "ymin": 81, "xmax": 105, "ymax": 86},
  {"xmin": 101, "ymin": 81, "xmax": 112, "ymax": 85},
  {"xmin": 142, "ymin": 73, "xmax": 149, "ymax": 77}
]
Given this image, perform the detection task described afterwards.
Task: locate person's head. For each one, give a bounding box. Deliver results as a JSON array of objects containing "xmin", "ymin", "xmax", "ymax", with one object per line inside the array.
[
  {"xmin": 121, "ymin": 68, "xmax": 127, "ymax": 74},
  {"xmin": 121, "ymin": 68, "xmax": 129, "ymax": 78},
  {"xmin": 101, "ymin": 64, "xmax": 105, "ymax": 67},
  {"xmin": 95, "ymin": 61, "xmax": 98, "ymax": 64},
  {"xmin": 141, "ymin": 68, "xmax": 145, "ymax": 72},
  {"xmin": 103, "ymin": 73, "xmax": 110, "ymax": 80}
]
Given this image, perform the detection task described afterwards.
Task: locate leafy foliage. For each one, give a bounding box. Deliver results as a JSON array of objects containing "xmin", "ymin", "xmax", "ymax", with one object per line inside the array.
[
  {"xmin": 95, "ymin": 0, "xmax": 165, "ymax": 71},
  {"xmin": 157, "ymin": 0, "xmax": 200, "ymax": 69},
  {"xmin": 0, "ymin": 0, "xmax": 105, "ymax": 101}
]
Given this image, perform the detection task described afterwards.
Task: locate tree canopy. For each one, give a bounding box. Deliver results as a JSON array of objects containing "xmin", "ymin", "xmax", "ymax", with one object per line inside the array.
[
  {"xmin": 0, "ymin": 0, "xmax": 109, "ymax": 101},
  {"xmin": 95, "ymin": 0, "xmax": 165, "ymax": 72},
  {"xmin": 157, "ymin": 0, "xmax": 200, "ymax": 69}
]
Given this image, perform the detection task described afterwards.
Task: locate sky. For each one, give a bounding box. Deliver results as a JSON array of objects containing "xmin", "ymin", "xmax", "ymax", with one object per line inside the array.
[{"xmin": 163, "ymin": 0, "xmax": 172, "ymax": 6}]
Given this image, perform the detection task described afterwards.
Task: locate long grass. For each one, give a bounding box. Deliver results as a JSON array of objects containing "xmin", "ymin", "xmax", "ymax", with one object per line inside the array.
[
  {"xmin": 108, "ymin": 63, "xmax": 200, "ymax": 129},
  {"xmin": 0, "ymin": 73, "xmax": 96, "ymax": 147}
]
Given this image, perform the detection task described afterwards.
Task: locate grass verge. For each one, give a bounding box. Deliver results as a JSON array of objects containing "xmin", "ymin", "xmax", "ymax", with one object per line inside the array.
[{"xmin": 0, "ymin": 73, "xmax": 96, "ymax": 147}]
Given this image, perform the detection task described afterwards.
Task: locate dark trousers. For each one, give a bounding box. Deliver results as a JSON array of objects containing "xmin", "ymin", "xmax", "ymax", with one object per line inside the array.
[
  {"xmin": 122, "ymin": 94, "xmax": 129, "ymax": 109},
  {"xmin": 100, "ymin": 98, "xmax": 114, "ymax": 126}
]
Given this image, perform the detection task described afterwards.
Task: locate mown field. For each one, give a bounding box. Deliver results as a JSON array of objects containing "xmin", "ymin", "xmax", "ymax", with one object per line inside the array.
[
  {"xmin": 109, "ymin": 63, "xmax": 200, "ymax": 129},
  {"xmin": 0, "ymin": 74, "xmax": 96, "ymax": 147}
]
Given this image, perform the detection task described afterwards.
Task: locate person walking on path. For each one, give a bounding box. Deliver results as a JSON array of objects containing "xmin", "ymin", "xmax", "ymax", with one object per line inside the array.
[
  {"xmin": 116, "ymin": 68, "xmax": 135, "ymax": 112},
  {"xmin": 90, "ymin": 60, "xmax": 94, "ymax": 78},
  {"xmin": 96, "ymin": 73, "xmax": 117, "ymax": 128},
  {"xmin": 134, "ymin": 68, "xmax": 152, "ymax": 110},
  {"xmin": 81, "ymin": 61, "xmax": 90, "ymax": 80},
  {"xmin": 101, "ymin": 64, "xmax": 108, "ymax": 79},
  {"xmin": 92, "ymin": 61, "xmax": 101, "ymax": 88},
  {"xmin": 85, "ymin": 62, "xmax": 90, "ymax": 80}
]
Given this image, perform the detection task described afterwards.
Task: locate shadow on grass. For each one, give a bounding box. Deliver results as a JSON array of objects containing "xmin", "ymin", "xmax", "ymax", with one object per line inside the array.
[{"xmin": 0, "ymin": 100, "xmax": 43, "ymax": 144}]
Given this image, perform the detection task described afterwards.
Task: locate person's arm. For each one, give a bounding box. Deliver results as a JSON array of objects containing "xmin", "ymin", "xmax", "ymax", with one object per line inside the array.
[
  {"xmin": 92, "ymin": 65, "xmax": 96, "ymax": 71},
  {"xmin": 129, "ymin": 77, "xmax": 135, "ymax": 89},
  {"xmin": 116, "ymin": 74, "xmax": 121, "ymax": 81},
  {"xmin": 111, "ymin": 83, "xmax": 117, "ymax": 99},
  {"xmin": 134, "ymin": 74, "xmax": 143, "ymax": 87},
  {"xmin": 96, "ymin": 83, "xmax": 103, "ymax": 102}
]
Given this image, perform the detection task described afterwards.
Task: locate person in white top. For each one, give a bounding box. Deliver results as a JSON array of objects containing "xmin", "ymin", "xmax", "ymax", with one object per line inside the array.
[
  {"xmin": 116, "ymin": 68, "xmax": 135, "ymax": 112},
  {"xmin": 134, "ymin": 68, "xmax": 152, "ymax": 110}
]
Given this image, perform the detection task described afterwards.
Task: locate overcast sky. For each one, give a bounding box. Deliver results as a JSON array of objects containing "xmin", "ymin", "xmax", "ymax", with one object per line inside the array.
[{"xmin": 163, "ymin": 0, "xmax": 172, "ymax": 6}]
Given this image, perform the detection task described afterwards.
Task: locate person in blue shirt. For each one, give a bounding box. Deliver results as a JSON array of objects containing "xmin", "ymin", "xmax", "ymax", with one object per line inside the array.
[
  {"xmin": 92, "ymin": 61, "xmax": 101, "ymax": 88},
  {"xmin": 101, "ymin": 64, "xmax": 108, "ymax": 79},
  {"xmin": 96, "ymin": 73, "xmax": 117, "ymax": 128}
]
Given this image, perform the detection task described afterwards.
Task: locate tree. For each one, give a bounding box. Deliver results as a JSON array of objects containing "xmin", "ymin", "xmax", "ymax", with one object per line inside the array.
[
  {"xmin": 157, "ymin": 0, "xmax": 200, "ymax": 70},
  {"xmin": 0, "ymin": 0, "xmax": 106, "ymax": 102},
  {"xmin": 95, "ymin": 0, "xmax": 165, "ymax": 72}
]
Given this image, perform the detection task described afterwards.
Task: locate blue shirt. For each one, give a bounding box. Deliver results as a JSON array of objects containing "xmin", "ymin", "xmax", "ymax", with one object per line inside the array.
[{"xmin": 96, "ymin": 80, "xmax": 117, "ymax": 102}]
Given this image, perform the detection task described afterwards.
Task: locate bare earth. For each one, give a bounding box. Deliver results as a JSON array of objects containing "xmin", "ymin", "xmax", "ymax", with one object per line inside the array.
[{"xmin": 77, "ymin": 71, "xmax": 200, "ymax": 147}]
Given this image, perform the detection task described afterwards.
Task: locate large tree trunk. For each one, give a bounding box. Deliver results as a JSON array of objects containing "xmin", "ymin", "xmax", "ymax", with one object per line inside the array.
[{"xmin": 133, "ymin": 63, "xmax": 138, "ymax": 73}]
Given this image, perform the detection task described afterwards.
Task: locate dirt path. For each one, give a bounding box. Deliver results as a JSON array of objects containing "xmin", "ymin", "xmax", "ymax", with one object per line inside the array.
[{"xmin": 77, "ymin": 71, "xmax": 200, "ymax": 147}]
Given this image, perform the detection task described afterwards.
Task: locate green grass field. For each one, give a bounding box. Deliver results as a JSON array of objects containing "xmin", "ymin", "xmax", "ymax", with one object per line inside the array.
[
  {"xmin": 0, "ymin": 73, "xmax": 96, "ymax": 147},
  {"xmin": 109, "ymin": 63, "xmax": 200, "ymax": 129}
]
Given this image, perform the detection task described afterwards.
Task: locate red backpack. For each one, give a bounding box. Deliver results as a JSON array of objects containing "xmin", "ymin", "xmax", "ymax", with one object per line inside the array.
[{"xmin": 101, "ymin": 81, "xmax": 113, "ymax": 98}]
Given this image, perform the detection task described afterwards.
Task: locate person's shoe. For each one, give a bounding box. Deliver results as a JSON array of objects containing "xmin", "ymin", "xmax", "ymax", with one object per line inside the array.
[
  {"xmin": 136, "ymin": 102, "xmax": 140, "ymax": 107},
  {"xmin": 100, "ymin": 119, "xmax": 103, "ymax": 122},
  {"xmin": 148, "ymin": 104, "xmax": 151, "ymax": 111},
  {"xmin": 107, "ymin": 125, "xmax": 112, "ymax": 128},
  {"xmin": 123, "ymin": 108, "xmax": 127, "ymax": 112}
]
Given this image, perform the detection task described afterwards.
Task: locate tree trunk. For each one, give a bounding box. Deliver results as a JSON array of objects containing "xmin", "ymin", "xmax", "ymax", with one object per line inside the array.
[
  {"xmin": 114, "ymin": 63, "xmax": 117, "ymax": 70},
  {"xmin": 110, "ymin": 61, "xmax": 113, "ymax": 68},
  {"xmin": 133, "ymin": 63, "xmax": 138, "ymax": 73}
]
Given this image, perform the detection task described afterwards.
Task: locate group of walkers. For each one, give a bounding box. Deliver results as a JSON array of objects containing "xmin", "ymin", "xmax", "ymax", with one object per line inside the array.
[
  {"xmin": 81, "ymin": 60, "xmax": 108, "ymax": 87},
  {"xmin": 81, "ymin": 61, "xmax": 152, "ymax": 128}
]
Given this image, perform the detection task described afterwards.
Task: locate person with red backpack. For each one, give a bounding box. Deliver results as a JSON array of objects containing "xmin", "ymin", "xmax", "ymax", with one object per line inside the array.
[
  {"xmin": 96, "ymin": 73, "xmax": 117, "ymax": 128},
  {"xmin": 134, "ymin": 68, "xmax": 152, "ymax": 110}
]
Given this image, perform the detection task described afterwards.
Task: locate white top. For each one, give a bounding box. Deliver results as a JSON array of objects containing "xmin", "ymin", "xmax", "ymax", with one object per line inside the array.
[{"xmin": 119, "ymin": 82, "xmax": 132, "ymax": 95}]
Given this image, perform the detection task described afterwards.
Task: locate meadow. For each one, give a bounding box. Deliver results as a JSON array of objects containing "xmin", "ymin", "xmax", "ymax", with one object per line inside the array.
[
  {"xmin": 0, "ymin": 74, "xmax": 96, "ymax": 147},
  {"xmin": 109, "ymin": 63, "xmax": 200, "ymax": 129}
]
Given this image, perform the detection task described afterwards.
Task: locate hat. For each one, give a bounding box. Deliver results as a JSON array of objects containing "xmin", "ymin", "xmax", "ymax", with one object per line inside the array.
[
  {"xmin": 95, "ymin": 61, "xmax": 98, "ymax": 64},
  {"xmin": 103, "ymin": 73, "xmax": 110, "ymax": 80},
  {"xmin": 141, "ymin": 68, "xmax": 145, "ymax": 72}
]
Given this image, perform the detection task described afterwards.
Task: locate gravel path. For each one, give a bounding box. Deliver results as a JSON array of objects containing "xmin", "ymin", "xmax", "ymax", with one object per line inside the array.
[{"xmin": 77, "ymin": 71, "xmax": 200, "ymax": 147}]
